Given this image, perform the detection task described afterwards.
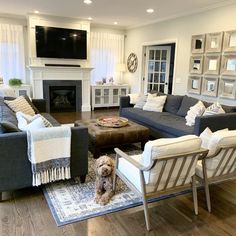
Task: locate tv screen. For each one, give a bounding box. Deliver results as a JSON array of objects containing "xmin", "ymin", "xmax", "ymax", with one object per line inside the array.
[{"xmin": 35, "ymin": 26, "xmax": 87, "ymax": 59}]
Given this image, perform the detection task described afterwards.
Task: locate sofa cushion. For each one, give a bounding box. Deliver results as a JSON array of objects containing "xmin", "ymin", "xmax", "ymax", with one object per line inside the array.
[
  {"xmin": 0, "ymin": 121, "xmax": 20, "ymax": 133},
  {"xmin": 0, "ymin": 97, "xmax": 19, "ymax": 134},
  {"xmin": 164, "ymin": 95, "xmax": 183, "ymax": 114},
  {"xmin": 41, "ymin": 113, "xmax": 61, "ymax": 127},
  {"xmin": 143, "ymin": 95, "xmax": 167, "ymax": 112},
  {"xmin": 121, "ymin": 107, "xmax": 194, "ymax": 136},
  {"xmin": 177, "ymin": 95, "xmax": 198, "ymax": 117}
]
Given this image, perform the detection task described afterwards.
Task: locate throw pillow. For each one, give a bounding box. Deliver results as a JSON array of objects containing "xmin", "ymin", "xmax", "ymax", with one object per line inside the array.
[
  {"xmin": 143, "ymin": 95, "xmax": 167, "ymax": 112},
  {"xmin": 34, "ymin": 114, "xmax": 53, "ymax": 128},
  {"xmin": 16, "ymin": 112, "xmax": 46, "ymax": 131},
  {"xmin": 185, "ymin": 101, "xmax": 206, "ymax": 126},
  {"xmin": 128, "ymin": 93, "xmax": 140, "ymax": 104},
  {"xmin": 199, "ymin": 127, "xmax": 228, "ymax": 156},
  {"xmin": 4, "ymin": 96, "xmax": 36, "ymax": 116},
  {"xmin": 133, "ymin": 93, "xmax": 156, "ymax": 109},
  {"xmin": 164, "ymin": 95, "xmax": 183, "ymax": 114},
  {"xmin": 0, "ymin": 121, "xmax": 21, "ymax": 133},
  {"xmin": 203, "ymin": 102, "xmax": 225, "ymax": 116},
  {"xmin": 176, "ymin": 95, "xmax": 199, "ymax": 117},
  {"xmin": 24, "ymin": 95, "xmax": 39, "ymax": 114}
]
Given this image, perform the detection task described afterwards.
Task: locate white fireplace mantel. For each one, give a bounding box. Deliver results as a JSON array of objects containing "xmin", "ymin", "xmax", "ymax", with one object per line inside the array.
[{"xmin": 28, "ymin": 65, "xmax": 93, "ymax": 112}]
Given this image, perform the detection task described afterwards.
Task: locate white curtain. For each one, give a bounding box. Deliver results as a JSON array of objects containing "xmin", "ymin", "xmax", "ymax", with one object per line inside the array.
[
  {"xmin": 0, "ymin": 24, "xmax": 25, "ymax": 84},
  {"xmin": 90, "ymin": 32, "xmax": 124, "ymax": 84}
]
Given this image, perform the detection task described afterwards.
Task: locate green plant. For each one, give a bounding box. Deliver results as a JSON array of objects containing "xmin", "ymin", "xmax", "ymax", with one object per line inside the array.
[{"xmin": 9, "ymin": 78, "xmax": 22, "ymax": 86}]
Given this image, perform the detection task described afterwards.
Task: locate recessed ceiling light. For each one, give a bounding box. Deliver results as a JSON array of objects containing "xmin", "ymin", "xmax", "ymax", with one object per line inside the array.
[
  {"xmin": 146, "ymin": 8, "xmax": 154, "ymax": 13},
  {"xmin": 114, "ymin": 22, "xmax": 118, "ymax": 25},
  {"xmin": 88, "ymin": 17, "xmax": 93, "ymax": 21},
  {"xmin": 34, "ymin": 10, "xmax": 39, "ymax": 14},
  {"xmin": 84, "ymin": 0, "xmax": 92, "ymax": 4}
]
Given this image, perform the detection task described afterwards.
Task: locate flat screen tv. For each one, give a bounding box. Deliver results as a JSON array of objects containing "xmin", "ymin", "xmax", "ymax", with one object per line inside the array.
[{"xmin": 35, "ymin": 26, "xmax": 87, "ymax": 59}]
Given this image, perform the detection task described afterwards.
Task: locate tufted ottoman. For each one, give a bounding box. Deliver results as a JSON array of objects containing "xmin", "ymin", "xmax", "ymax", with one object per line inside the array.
[{"xmin": 75, "ymin": 119, "xmax": 149, "ymax": 158}]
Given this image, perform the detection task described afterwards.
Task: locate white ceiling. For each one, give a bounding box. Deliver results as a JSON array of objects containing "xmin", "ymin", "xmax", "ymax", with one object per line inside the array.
[{"xmin": 0, "ymin": 0, "xmax": 235, "ymax": 28}]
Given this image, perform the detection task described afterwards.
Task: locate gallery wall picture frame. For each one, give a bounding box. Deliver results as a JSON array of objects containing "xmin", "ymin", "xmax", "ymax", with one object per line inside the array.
[
  {"xmin": 205, "ymin": 32, "xmax": 223, "ymax": 53},
  {"xmin": 189, "ymin": 55, "xmax": 204, "ymax": 74},
  {"xmin": 218, "ymin": 76, "xmax": 236, "ymax": 99},
  {"xmin": 223, "ymin": 30, "xmax": 236, "ymax": 52},
  {"xmin": 221, "ymin": 54, "xmax": 236, "ymax": 76},
  {"xmin": 191, "ymin": 34, "xmax": 205, "ymax": 54},
  {"xmin": 204, "ymin": 54, "xmax": 221, "ymax": 75},
  {"xmin": 188, "ymin": 75, "xmax": 202, "ymax": 94},
  {"xmin": 201, "ymin": 76, "xmax": 219, "ymax": 97}
]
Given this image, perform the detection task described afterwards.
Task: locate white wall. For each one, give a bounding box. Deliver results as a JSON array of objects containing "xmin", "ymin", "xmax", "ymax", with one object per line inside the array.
[{"xmin": 124, "ymin": 4, "xmax": 236, "ymax": 105}]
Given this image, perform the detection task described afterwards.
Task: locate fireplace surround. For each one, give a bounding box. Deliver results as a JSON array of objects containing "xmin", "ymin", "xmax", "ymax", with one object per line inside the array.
[{"xmin": 43, "ymin": 80, "xmax": 82, "ymax": 112}]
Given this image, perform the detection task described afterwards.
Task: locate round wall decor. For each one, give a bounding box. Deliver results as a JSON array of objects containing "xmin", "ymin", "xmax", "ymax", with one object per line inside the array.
[{"xmin": 127, "ymin": 53, "xmax": 138, "ymax": 73}]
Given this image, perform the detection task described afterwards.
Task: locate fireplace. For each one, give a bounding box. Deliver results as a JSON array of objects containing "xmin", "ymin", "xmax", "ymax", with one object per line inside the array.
[{"xmin": 43, "ymin": 80, "xmax": 82, "ymax": 112}]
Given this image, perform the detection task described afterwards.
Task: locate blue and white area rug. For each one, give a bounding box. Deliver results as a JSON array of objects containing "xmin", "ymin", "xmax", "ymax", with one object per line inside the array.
[{"xmin": 43, "ymin": 147, "xmax": 190, "ymax": 226}]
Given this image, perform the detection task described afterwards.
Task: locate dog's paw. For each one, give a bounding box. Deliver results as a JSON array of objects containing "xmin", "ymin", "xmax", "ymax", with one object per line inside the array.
[
  {"xmin": 99, "ymin": 196, "xmax": 110, "ymax": 205},
  {"xmin": 95, "ymin": 195, "xmax": 101, "ymax": 204}
]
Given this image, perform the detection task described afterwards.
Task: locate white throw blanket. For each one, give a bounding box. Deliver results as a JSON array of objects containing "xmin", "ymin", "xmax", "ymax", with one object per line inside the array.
[{"xmin": 27, "ymin": 126, "xmax": 71, "ymax": 186}]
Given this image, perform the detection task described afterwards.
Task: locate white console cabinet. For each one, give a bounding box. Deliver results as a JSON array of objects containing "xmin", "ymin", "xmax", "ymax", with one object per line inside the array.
[
  {"xmin": 91, "ymin": 85, "xmax": 129, "ymax": 110},
  {"xmin": 10, "ymin": 84, "xmax": 31, "ymax": 97}
]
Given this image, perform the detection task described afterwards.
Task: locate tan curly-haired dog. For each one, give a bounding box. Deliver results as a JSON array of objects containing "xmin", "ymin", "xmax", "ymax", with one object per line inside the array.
[{"xmin": 95, "ymin": 155, "xmax": 115, "ymax": 205}]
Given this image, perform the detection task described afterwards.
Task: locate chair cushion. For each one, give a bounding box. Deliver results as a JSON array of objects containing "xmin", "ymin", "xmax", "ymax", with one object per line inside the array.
[
  {"xmin": 140, "ymin": 135, "xmax": 201, "ymax": 188},
  {"xmin": 163, "ymin": 95, "xmax": 183, "ymax": 114},
  {"xmin": 143, "ymin": 95, "xmax": 167, "ymax": 112},
  {"xmin": 177, "ymin": 95, "xmax": 198, "ymax": 117}
]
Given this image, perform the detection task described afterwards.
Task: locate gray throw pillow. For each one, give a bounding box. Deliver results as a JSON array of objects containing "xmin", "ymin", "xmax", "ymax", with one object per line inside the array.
[
  {"xmin": 176, "ymin": 95, "xmax": 198, "ymax": 117},
  {"xmin": 164, "ymin": 95, "xmax": 183, "ymax": 114},
  {"xmin": 0, "ymin": 121, "xmax": 21, "ymax": 133}
]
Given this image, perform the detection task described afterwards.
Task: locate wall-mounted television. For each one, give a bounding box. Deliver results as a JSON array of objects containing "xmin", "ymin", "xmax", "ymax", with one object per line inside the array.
[{"xmin": 35, "ymin": 26, "xmax": 87, "ymax": 59}]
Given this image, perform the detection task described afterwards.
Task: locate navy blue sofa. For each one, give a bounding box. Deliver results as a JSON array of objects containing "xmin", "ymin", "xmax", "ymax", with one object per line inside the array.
[
  {"xmin": 0, "ymin": 97, "xmax": 88, "ymax": 199},
  {"xmin": 120, "ymin": 95, "xmax": 236, "ymax": 138}
]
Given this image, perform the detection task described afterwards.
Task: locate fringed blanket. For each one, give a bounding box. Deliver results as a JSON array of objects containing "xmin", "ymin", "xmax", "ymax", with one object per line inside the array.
[{"xmin": 27, "ymin": 126, "xmax": 71, "ymax": 186}]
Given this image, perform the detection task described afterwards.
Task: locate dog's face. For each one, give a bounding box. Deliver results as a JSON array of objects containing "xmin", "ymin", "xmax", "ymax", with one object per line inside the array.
[{"xmin": 95, "ymin": 155, "xmax": 114, "ymax": 177}]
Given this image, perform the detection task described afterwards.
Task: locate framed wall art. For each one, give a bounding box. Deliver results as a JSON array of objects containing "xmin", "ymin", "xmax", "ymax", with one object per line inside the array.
[
  {"xmin": 191, "ymin": 34, "xmax": 205, "ymax": 54},
  {"xmin": 201, "ymin": 76, "xmax": 219, "ymax": 97},
  {"xmin": 218, "ymin": 77, "xmax": 236, "ymax": 99},
  {"xmin": 189, "ymin": 55, "xmax": 203, "ymax": 74},
  {"xmin": 223, "ymin": 30, "xmax": 236, "ymax": 52},
  {"xmin": 221, "ymin": 54, "xmax": 236, "ymax": 75},
  {"xmin": 188, "ymin": 75, "xmax": 202, "ymax": 94},
  {"xmin": 204, "ymin": 54, "xmax": 221, "ymax": 75},
  {"xmin": 205, "ymin": 32, "xmax": 223, "ymax": 53}
]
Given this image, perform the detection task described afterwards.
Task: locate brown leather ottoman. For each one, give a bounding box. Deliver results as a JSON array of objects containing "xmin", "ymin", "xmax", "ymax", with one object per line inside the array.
[{"xmin": 74, "ymin": 119, "xmax": 149, "ymax": 158}]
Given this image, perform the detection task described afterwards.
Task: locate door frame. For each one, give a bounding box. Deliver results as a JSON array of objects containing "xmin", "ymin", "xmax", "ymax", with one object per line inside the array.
[{"xmin": 141, "ymin": 39, "xmax": 178, "ymax": 94}]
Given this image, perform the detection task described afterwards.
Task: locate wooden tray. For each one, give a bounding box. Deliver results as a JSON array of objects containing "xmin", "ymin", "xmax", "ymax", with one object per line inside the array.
[{"xmin": 96, "ymin": 116, "xmax": 128, "ymax": 128}]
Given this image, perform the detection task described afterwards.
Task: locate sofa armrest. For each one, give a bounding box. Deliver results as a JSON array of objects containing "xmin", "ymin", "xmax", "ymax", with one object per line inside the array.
[
  {"xmin": 32, "ymin": 99, "xmax": 46, "ymax": 113},
  {"xmin": 194, "ymin": 113, "xmax": 236, "ymax": 135},
  {"xmin": 119, "ymin": 96, "xmax": 133, "ymax": 110}
]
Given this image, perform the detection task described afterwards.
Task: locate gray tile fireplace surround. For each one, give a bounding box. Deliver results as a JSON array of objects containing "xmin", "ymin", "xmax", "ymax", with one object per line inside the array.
[{"xmin": 43, "ymin": 80, "xmax": 82, "ymax": 112}]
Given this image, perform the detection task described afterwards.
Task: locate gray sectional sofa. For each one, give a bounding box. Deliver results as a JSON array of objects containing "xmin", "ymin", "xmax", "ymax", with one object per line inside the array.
[
  {"xmin": 0, "ymin": 97, "xmax": 88, "ymax": 198},
  {"xmin": 120, "ymin": 95, "xmax": 236, "ymax": 138}
]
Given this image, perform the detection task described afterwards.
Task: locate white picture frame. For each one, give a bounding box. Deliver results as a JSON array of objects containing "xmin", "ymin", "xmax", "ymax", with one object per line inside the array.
[
  {"xmin": 189, "ymin": 55, "xmax": 204, "ymax": 74},
  {"xmin": 191, "ymin": 34, "xmax": 205, "ymax": 54},
  {"xmin": 223, "ymin": 30, "xmax": 236, "ymax": 52},
  {"xmin": 188, "ymin": 75, "xmax": 202, "ymax": 94},
  {"xmin": 218, "ymin": 76, "xmax": 236, "ymax": 99},
  {"xmin": 201, "ymin": 76, "xmax": 219, "ymax": 97},
  {"xmin": 204, "ymin": 54, "xmax": 221, "ymax": 75},
  {"xmin": 205, "ymin": 32, "xmax": 223, "ymax": 53},
  {"xmin": 221, "ymin": 54, "xmax": 236, "ymax": 76}
]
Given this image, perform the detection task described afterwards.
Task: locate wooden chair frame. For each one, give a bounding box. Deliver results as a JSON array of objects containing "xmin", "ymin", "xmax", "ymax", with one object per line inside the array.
[
  {"xmin": 196, "ymin": 144, "xmax": 236, "ymax": 212},
  {"xmin": 113, "ymin": 148, "xmax": 208, "ymax": 231}
]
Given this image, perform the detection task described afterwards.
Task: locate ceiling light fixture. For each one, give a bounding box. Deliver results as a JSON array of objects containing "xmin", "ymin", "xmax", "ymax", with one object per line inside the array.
[
  {"xmin": 34, "ymin": 10, "xmax": 39, "ymax": 14},
  {"xmin": 146, "ymin": 8, "xmax": 154, "ymax": 13},
  {"xmin": 114, "ymin": 22, "xmax": 118, "ymax": 25},
  {"xmin": 84, "ymin": 0, "xmax": 92, "ymax": 4},
  {"xmin": 88, "ymin": 17, "xmax": 93, "ymax": 20}
]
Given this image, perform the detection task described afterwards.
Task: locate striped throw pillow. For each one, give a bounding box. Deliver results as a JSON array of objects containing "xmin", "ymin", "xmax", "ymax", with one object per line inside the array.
[{"xmin": 4, "ymin": 96, "xmax": 35, "ymax": 116}]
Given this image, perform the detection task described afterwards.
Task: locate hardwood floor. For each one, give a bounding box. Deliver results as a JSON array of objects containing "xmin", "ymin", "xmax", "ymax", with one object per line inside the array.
[{"xmin": 1, "ymin": 109, "xmax": 236, "ymax": 236}]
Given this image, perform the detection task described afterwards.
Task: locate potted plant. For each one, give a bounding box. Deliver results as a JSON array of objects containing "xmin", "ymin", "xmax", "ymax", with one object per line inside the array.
[{"xmin": 9, "ymin": 78, "xmax": 22, "ymax": 87}]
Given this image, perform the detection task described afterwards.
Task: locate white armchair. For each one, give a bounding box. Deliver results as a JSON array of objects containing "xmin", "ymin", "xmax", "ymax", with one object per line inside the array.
[
  {"xmin": 113, "ymin": 135, "xmax": 208, "ymax": 231},
  {"xmin": 196, "ymin": 130, "xmax": 236, "ymax": 212}
]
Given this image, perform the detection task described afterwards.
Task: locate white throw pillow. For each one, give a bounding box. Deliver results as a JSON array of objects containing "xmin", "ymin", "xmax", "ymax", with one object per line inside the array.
[
  {"xmin": 185, "ymin": 101, "xmax": 206, "ymax": 126},
  {"xmin": 134, "ymin": 93, "xmax": 156, "ymax": 109},
  {"xmin": 199, "ymin": 127, "xmax": 229, "ymax": 156},
  {"xmin": 203, "ymin": 102, "xmax": 225, "ymax": 116},
  {"xmin": 143, "ymin": 95, "xmax": 167, "ymax": 112},
  {"xmin": 128, "ymin": 93, "xmax": 140, "ymax": 104}
]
